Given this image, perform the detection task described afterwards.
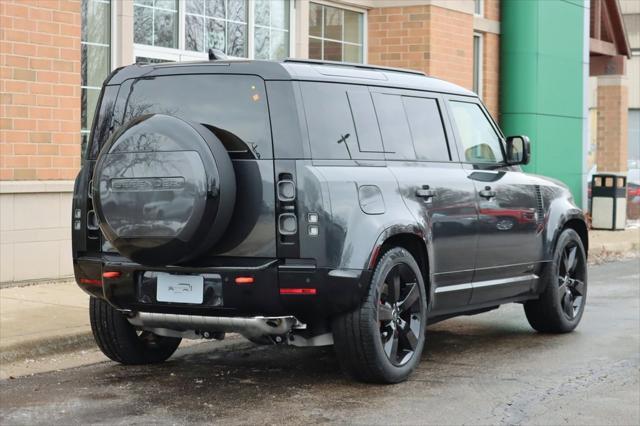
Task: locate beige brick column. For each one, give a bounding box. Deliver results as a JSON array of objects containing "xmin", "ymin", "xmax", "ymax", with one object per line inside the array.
[{"xmin": 596, "ymin": 75, "xmax": 629, "ymax": 173}]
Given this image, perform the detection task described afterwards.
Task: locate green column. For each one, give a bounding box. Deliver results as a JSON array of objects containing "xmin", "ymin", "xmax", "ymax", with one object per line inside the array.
[{"xmin": 500, "ymin": 0, "xmax": 587, "ymax": 207}]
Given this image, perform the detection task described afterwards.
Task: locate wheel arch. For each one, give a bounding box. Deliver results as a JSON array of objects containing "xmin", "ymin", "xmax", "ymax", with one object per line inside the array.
[
  {"xmin": 563, "ymin": 218, "xmax": 589, "ymax": 254},
  {"xmin": 367, "ymin": 228, "xmax": 432, "ymax": 308}
]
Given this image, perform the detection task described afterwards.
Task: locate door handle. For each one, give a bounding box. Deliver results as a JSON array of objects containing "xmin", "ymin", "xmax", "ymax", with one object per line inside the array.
[
  {"xmin": 479, "ymin": 186, "xmax": 497, "ymax": 199},
  {"xmin": 416, "ymin": 185, "xmax": 436, "ymax": 200}
]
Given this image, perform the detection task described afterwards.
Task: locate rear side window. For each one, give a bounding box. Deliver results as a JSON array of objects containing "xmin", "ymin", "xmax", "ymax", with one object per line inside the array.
[
  {"xmin": 402, "ymin": 97, "xmax": 450, "ymax": 161},
  {"xmin": 300, "ymin": 82, "xmax": 384, "ymax": 160},
  {"xmin": 371, "ymin": 93, "xmax": 416, "ymax": 160},
  {"xmin": 123, "ymin": 74, "xmax": 272, "ymax": 159}
]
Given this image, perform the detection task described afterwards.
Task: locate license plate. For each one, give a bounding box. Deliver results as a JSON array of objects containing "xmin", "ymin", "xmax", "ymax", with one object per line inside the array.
[{"xmin": 156, "ymin": 273, "xmax": 204, "ymax": 304}]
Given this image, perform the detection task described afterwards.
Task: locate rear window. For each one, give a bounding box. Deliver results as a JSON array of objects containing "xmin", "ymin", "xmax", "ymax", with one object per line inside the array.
[{"xmin": 122, "ymin": 74, "xmax": 272, "ymax": 159}]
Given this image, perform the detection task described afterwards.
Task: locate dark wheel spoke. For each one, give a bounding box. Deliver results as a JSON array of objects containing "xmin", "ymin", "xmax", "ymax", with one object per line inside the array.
[
  {"xmin": 378, "ymin": 303, "xmax": 394, "ymax": 322},
  {"xmin": 398, "ymin": 282, "xmax": 419, "ymax": 312},
  {"xmin": 384, "ymin": 330, "xmax": 399, "ymax": 360},
  {"xmin": 385, "ymin": 269, "xmax": 402, "ymax": 304},
  {"xmin": 558, "ymin": 282, "xmax": 567, "ymax": 299},
  {"xmin": 572, "ymin": 279, "xmax": 586, "ymax": 296},
  {"xmin": 566, "ymin": 246, "xmax": 577, "ymax": 273},
  {"xmin": 562, "ymin": 293, "xmax": 574, "ymax": 318},
  {"xmin": 399, "ymin": 324, "xmax": 418, "ymax": 351}
]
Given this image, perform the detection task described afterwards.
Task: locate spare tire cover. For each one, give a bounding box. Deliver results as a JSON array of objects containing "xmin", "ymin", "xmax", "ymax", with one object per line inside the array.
[{"xmin": 93, "ymin": 114, "xmax": 236, "ymax": 266}]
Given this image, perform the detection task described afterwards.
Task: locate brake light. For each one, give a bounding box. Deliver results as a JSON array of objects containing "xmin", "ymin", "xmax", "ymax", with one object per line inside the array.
[
  {"xmin": 279, "ymin": 288, "xmax": 317, "ymax": 295},
  {"xmin": 80, "ymin": 278, "xmax": 102, "ymax": 285},
  {"xmin": 234, "ymin": 276, "xmax": 254, "ymax": 284},
  {"xmin": 102, "ymin": 271, "xmax": 121, "ymax": 279}
]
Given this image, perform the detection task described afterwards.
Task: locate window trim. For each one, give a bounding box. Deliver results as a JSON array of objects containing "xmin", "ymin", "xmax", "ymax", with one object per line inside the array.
[
  {"xmin": 132, "ymin": 0, "xmax": 295, "ymax": 63},
  {"xmin": 308, "ymin": 0, "xmax": 367, "ymax": 64}
]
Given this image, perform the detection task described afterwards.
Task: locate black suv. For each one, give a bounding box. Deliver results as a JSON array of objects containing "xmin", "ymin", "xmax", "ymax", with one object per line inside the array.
[{"xmin": 73, "ymin": 59, "xmax": 588, "ymax": 383}]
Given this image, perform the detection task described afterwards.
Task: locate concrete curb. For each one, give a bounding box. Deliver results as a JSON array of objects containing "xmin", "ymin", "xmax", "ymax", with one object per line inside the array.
[{"xmin": 1, "ymin": 332, "xmax": 96, "ymax": 364}]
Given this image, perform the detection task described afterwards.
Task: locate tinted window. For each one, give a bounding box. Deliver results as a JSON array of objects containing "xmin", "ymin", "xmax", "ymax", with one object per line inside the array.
[
  {"xmin": 301, "ymin": 82, "xmax": 382, "ymax": 160},
  {"xmin": 347, "ymin": 90, "xmax": 383, "ymax": 153},
  {"xmin": 402, "ymin": 96, "xmax": 450, "ymax": 161},
  {"xmin": 449, "ymin": 101, "xmax": 503, "ymax": 163},
  {"xmin": 371, "ymin": 93, "xmax": 416, "ymax": 160},
  {"xmin": 124, "ymin": 74, "xmax": 272, "ymax": 159}
]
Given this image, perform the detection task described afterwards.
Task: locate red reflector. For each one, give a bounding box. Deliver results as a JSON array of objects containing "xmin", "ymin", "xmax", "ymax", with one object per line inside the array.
[
  {"xmin": 80, "ymin": 278, "xmax": 102, "ymax": 285},
  {"xmin": 102, "ymin": 271, "xmax": 121, "ymax": 279},
  {"xmin": 234, "ymin": 276, "xmax": 255, "ymax": 284},
  {"xmin": 279, "ymin": 288, "xmax": 317, "ymax": 295}
]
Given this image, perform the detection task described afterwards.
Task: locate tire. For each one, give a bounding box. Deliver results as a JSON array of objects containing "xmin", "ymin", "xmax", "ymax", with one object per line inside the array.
[
  {"xmin": 89, "ymin": 297, "xmax": 181, "ymax": 364},
  {"xmin": 332, "ymin": 247, "xmax": 427, "ymax": 384},
  {"xmin": 524, "ymin": 228, "xmax": 587, "ymax": 333}
]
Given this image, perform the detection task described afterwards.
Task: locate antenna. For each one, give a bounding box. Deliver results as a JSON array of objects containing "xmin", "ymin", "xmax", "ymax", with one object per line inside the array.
[{"xmin": 208, "ymin": 48, "xmax": 228, "ymax": 61}]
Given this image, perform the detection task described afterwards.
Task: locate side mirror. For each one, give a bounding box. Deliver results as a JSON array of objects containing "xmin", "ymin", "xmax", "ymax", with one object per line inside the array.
[{"xmin": 506, "ymin": 135, "xmax": 530, "ymax": 165}]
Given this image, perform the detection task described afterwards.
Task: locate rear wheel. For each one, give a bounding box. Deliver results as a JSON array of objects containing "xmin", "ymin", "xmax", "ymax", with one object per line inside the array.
[
  {"xmin": 524, "ymin": 228, "xmax": 587, "ymax": 333},
  {"xmin": 332, "ymin": 247, "xmax": 427, "ymax": 383},
  {"xmin": 89, "ymin": 297, "xmax": 181, "ymax": 364}
]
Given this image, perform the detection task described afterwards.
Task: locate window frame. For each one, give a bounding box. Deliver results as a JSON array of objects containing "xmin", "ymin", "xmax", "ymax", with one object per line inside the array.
[
  {"xmin": 308, "ymin": 0, "xmax": 367, "ymax": 64},
  {"xmin": 474, "ymin": 0, "xmax": 484, "ymax": 17},
  {"xmin": 472, "ymin": 32, "xmax": 483, "ymax": 97},
  {"xmin": 81, "ymin": 0, "xmax": 118, "ymax": 161},
  {"xmin": 444, "ymin": 95, "xmax": 507, "ymax": 167},
  {"xmin": 132, "ymin": 0, "xmax": 295, "ymax": 63}
]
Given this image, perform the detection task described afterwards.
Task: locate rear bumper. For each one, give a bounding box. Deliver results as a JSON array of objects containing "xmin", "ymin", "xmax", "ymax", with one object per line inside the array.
[{"xmin": 73, "ymin": 255, "xmax": 370, "ymax": 323}]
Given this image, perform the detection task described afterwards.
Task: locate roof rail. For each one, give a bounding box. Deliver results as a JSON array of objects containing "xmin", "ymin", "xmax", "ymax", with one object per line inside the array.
[{"xmin": 282, "ymin": 58, "xmax": 426, "ymax": 76}]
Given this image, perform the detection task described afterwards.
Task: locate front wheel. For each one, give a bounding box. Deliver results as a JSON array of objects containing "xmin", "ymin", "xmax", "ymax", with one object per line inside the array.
[
  {"xmin": 332, "ymin": 247, "xmax": 427, "ymax": 383},
  {"xmin": 89, "ymin": 297, "xmax": 181, "ymax": 364},
  {"xmin": 524, "ymin": 228, "xmax": 587, "ymax": 333}
]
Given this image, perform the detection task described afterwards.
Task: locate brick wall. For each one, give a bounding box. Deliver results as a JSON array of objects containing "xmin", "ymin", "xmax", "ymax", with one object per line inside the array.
[
  {"xmin": 483, "ymin": 0, "xmax": 500, "ymax": 119},
  {"xmin": 596, "ymin": 79, "xmax": 629, "ymax": 173},
  {"xmin": 483, "ymin": 32, "xmax": 500, "ymax": 119},
  {"xmin": 485, "ymin": 0, "xmax": 500, "ymax": 21},
  {"xmin": 0, "ymin": 0, "xmax": 81, "ymax": 181},
  {"xmin": 368, "ymin": 5, "xmax": 473, "ymax": 90}
]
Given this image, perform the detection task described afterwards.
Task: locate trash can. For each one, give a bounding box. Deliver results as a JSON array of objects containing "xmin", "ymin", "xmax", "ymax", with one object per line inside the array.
[{"xmin": 590, "ymin": 174, "xmax": 627, "ymax": 230}]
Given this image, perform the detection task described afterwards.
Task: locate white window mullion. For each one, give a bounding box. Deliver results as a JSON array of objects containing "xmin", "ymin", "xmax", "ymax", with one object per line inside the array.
[
  {"xmin": 247, "ymin": 0, "xmax": 255, "ymax": 59},
  {"xmin": 178, "ymin": 0, "xmax": 186, "ymax": 51}
]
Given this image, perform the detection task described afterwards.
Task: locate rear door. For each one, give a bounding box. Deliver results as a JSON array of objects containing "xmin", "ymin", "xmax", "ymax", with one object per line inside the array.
[
  {"xmin": 115, "ymin": 74, "xmax": 277, "ymax": 258},
  {"xmin": 445, "ymin": 97, "xmax": 542, "ymax": 304},
  {"xmin": 370, "ymin": 88, "xmax": 479, "ymax": 312}
]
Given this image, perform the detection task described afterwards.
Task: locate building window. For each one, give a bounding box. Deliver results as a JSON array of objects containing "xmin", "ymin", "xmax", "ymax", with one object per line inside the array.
[
  {"xmin": 185, "ymin": 0, "xmax": 248, "ymax": 57},
  {"xmin": 134, "ymin": 0, "xmax": 179, "ymax": 49},
  {"xmin": 81, "ymin": 0, "xmax": 111, "ymax": 158},
  {"xmin": 309, "ymin": 2, "xmax": 364, "ymax": 63},
  {"xmin": 474, "ymin": 0, "xmax": 484, "ymax": 16},
  {"xmin": 254, "ymin": 0, "xmax": 290, "ymax": 59},
  {"xmin": 135, "ymin": 0, "xmax": 291, "ymax": 63},
  {"xmin": 472, "ymin": 32, "xmax": 483, "ymax": 97}
]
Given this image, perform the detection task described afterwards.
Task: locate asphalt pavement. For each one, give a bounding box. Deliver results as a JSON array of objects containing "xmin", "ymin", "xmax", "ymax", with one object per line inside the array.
[{"xmin": 1, "ymin": 259, "xmax": 638, "ymax": 425}]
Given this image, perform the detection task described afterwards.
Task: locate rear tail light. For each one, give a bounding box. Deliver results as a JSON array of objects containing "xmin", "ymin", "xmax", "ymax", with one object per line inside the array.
[
  {"xmin": 79, "ymin": 278, "xmax": 102, "ymax": 285},
  {"xmin": 278, "ymin": 213, "xmax": 298, "ymax": 235},
  {"xmin": 234, "ymin": 276, "xmax": 254, "ymax": 284},
  {"xmin": 102, "ymin": 271, "xmax": 121, "ymax": 279},
  {"xmin": 280, "ymin": 288, "xmax": 317, "ymax": 295}
]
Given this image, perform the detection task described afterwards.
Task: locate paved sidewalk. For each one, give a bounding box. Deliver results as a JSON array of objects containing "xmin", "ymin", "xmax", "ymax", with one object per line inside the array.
[
  {"xmin": 0, "ymin": 228, "xmax": 638, "ymax": 364},
  {"xmin": 0, "ymin": 281, "xmax": 93, "ymax": 364}
]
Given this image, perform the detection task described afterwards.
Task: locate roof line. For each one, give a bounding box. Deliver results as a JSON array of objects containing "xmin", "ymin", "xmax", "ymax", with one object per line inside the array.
[{"xmin": 282, "ymin": 58, "xmax": 426, "ymax": 76}]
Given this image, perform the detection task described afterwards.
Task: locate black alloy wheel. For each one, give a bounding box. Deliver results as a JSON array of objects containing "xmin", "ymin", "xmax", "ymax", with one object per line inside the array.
[
  {"xmin": 524, "ymin": 228, "xmax": 588, "ymax": 333},
  {"xmin": 557, "ymin": 242, "xmax": 586, "ymax": 319},
  {"xmin": 378, "ymin": 264, "xmax": 423, "ymax": 366},
  {"xmin": 333, "ymin": 247, "xmax": 427, "ymax": 383}
]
